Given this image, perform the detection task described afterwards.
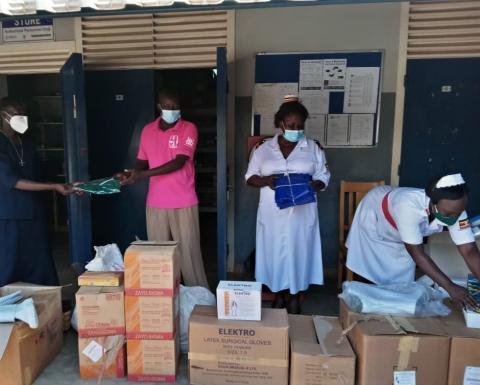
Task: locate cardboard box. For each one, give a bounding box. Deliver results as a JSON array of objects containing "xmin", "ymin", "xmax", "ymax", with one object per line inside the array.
[
  {"xmin": 127, "ymin": 337, "xmax": 179, "ymax": 382},
  {"xmin": 76, "ymin": 286, "xmax": 125, "ymax": 337},
  {"xmin": 341, "ymin": 300, "xmax": 450, "ymax": 385},
  {"xmin": 464, "ymin": 307, "xmax": 480, "ymax": 328},
  {"xmin": 289, "ymin": 315, "xmax": 355, "ymax": 385},
  {"xmin": 78, "ymin": 271, "xmax": 124, "ymax": 287},
  {"xmin": 189, "ymin": 305, "xmax": 289, "ymax": 385},
  {"xmin": 448, "ymin": 337, "xmax": 480, "ymax": 385},
  {"xmin": 0, "ymin": 283, "xmax": 63, "ymax": 385},
  {"xmin": 216, "ymin": 281, "xmax": 262, "ymax": 321},
  {"xmin": 124, "ymin": 241, "xmax": 180, "ymax": 296},
  {"xmin": 438, "ymin": 304, "xmax": 480, "ymax": 385},
  {"xmin": 78, "ymin": 335, "xmax": 126, "ymax": 379},
  {"xmin": 125, "ymin": 294, "xmax": 179, "ymax": 339}
]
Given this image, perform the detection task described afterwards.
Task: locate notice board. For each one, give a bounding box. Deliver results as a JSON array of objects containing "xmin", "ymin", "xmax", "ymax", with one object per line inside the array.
[{"xmin": 253, "ymin": 51, "xmax": 384, "ymax": 147}]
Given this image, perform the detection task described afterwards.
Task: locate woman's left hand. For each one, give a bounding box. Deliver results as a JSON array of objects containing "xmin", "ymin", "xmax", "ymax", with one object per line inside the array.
[
  {"xmin": 310, "ymin": 180, "xmax": 325, "ymax": 192},
  {"xmin": 53, "ymin": 183, "xmax": 75, "ymax": 196}
]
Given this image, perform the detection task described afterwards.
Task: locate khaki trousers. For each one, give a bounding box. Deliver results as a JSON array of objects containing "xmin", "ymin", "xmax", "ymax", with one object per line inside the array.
[{"xmin": 146, "ymin": 205, "xmax": 209, "ymax": 288}]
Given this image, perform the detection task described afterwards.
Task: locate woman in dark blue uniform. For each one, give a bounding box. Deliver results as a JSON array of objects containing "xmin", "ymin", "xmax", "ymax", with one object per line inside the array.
[{"xmin": 0, "ymin": 97, "xmax": 74, "ymax": 286}]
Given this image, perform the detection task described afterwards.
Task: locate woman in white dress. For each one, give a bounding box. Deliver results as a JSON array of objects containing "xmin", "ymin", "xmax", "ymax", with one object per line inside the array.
[
  {"xmin": 346, "ymin": 173, "xmax": 480, "ymax": 308},
  {"xmin": 245, "ymin": 97, "xmax": 330, "ymax": 314}
]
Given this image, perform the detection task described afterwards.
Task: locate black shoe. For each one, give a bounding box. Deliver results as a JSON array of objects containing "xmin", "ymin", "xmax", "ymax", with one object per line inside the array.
[
  {"xmin": 287, "ymin": 295, "xmax": 301, "ymax": 314},
  {"xmin": 272, "ymin": 293, "xmax": 286, "ymax": 309}
]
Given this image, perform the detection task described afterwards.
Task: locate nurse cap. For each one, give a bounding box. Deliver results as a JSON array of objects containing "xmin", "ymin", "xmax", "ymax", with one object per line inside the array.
[
  {"xmin": 435, "ymin": 173, "xmax": 465, "ymax": 189},
  {"xmin": 284, "ymin": 95, "xmax": 299, "ymax": 103}
]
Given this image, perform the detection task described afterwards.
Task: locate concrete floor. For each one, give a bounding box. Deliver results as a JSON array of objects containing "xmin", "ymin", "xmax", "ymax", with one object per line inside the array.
[
  {"xmin": 33, "ymin": 282, "xmax": 339, "ymax": 385},
  {"xmin": 41, "ymin": 228, "xmax": 340, "ymax": 384}
]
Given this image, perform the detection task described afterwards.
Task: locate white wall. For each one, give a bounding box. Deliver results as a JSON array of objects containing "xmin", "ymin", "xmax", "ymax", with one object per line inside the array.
[{"xmin": 235, "ymin": 2, "xmax": 402, "ymax": 96}]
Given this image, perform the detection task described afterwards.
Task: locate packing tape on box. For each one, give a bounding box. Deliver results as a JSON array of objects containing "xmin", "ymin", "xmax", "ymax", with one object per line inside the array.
[
  {"xmin": 86, "ymin": 335, "xmax": 125, "ymax": 385},
  {"xmin": 339, "ymin": 316, "xmax": 385, "ymax": 343},
  {"xmin": 394, "ymin": 317, "xmax": 417, "ymax": 333},
  {"xmin": 188, "ymin": 352, "xmax": 288, "ymax": 368},
  {"xmin": 397, "ymin": 336, "xmax": 419, "ymax": 371},
  {"xmin": 384, "ymin": 315, "xmax": 404, "ymax": 333}
]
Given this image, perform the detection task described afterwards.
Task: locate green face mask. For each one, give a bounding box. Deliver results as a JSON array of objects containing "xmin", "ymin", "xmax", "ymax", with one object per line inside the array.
[{"xmin": 433, "ymin": 205, "xmax": 459, "ymax": 226}]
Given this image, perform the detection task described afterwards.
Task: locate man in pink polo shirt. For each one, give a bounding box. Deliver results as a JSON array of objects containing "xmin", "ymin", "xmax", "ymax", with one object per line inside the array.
[{"xmin": 118, "ymin": 90, "xmax": 209, "ymax": 288}]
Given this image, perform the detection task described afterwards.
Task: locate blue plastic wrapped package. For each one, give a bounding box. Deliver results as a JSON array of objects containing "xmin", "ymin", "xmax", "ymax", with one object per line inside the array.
[{"xmin": 274, "ymin": 173, "xmax": 316, "ymax": 209}]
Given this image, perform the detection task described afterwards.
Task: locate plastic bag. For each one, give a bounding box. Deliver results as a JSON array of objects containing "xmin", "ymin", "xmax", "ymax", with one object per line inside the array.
[
  {"xmin": 71, "ymin": 306, "xmax": 78, "ymax": 332},
  {"xmin": 179, "ymin": 285, "xmax": 216, "ymax": 353},
  {"xmin": 274, "ymin": 173, "xmax": 316, "ymax": 209},
  {"xmin": 339, "ymin": 281, "xmax": 450, "ymax": 317},
  {"xmin": 85, "ymin": 244, "xmax": 124, "ymax": 272}
]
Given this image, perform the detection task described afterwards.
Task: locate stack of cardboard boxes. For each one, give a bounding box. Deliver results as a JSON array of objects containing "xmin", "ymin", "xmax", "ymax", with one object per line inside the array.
[
  {"xmin": 75, "ymin": 272, "xmax": 126, "ymax": 380},
  {"xmin": 189, "ymin": 281, "xmax": 357, "ymax": 385},
  {"xmin": 340, "ymin": 298, "xmax": 480, "ymax": 385},
  {"xmin": 124, "ymin": 241, "xmax": 181, "ymax": 382}
]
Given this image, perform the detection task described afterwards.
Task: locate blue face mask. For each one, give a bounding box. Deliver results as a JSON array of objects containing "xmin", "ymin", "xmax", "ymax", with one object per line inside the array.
[
  {"xmin": 283, "ymin": 129, "xmax": 305, "ymax": 143},
  {"xmin": 161, "ymin": 109, "xmax": 181, "ymax": 124}
]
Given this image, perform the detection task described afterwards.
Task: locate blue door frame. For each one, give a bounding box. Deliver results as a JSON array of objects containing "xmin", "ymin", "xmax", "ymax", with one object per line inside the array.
[
  {"xmin": 61, "ymin": 53, "xmax": 92, "ymax": 270},
  {"xmin": 217, "ymin": 47, "xmax": 228, "ymax": 283}
]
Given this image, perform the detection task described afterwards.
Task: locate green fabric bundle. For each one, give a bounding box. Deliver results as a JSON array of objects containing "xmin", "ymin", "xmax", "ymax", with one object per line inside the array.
[{"xmin": 75, "ymin": 177, "xmax": 121, "ymax": 195}]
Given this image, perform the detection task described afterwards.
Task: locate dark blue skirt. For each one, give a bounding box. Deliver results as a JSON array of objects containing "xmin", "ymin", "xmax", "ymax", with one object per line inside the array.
[{"xmin": 0, "ymin": 219, "xmax": 59, "ymax": 286}]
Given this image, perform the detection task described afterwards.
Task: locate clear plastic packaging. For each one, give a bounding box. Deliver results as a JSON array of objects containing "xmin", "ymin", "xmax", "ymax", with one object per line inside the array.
[
  {"xmin": 179, "ymin": 284, "xmax": 216, "ymax": 353},
  {"xmin": 339, "ymin": 281, "xmax": 451, "ymax": 317}
]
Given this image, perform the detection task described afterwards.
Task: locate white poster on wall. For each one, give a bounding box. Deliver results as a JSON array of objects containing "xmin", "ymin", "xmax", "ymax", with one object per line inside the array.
[
  {"xmin": 326, "ymin": 114, "xmax": 349, "ymax": 146},
  {"xmin": 343, "ymin": 67, "xmax": 380, "ymax": 113},
  {"xmin": 323, "ymin": 59, "xmax": 347, "ymax": 90},
  {"xmin": 254, "ymin": 82, "xmax": 299, "ymax": 134},
  {"xmin": 349, "ymin": 114, "xmax": 375, "ymax": 145},
  {"xmin": 300, "ymin": 90, "xmax": 329, "ymax": 115},
  {"xmin": 299, "ymin": 60, "xmax": 324, "ymax": 91},
  {"xmin": 306, "ymin": 114, "xmax": 326, "ymax": 144}
]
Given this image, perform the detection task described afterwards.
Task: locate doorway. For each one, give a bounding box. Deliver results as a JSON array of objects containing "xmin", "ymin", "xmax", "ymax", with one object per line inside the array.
[
  {"xmin": 86, "ymin": 67, "xmax": 220, "ymax": 287},
  {"xmin": 3, "ymin": 73, "xmax": 75, "ymax": 287},
  {"xmin": 399, "ymin": 58, "xmax": 480, "ymax": 214}
]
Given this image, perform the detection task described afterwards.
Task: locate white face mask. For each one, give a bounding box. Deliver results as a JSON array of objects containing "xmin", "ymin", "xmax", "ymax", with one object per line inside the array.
[
  {"xmin": 161, "ymin": 109, "xmax": 181, "ymax": 125},
  {"xmin": 4, "ymin": 113, "xmax": 29, "ymax": 134}
]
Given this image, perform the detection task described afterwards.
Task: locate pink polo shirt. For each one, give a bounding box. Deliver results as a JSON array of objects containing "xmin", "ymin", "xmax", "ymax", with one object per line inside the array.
[{"xmin": 137, "ymin": 118, "xmax": 199, "ymax": 209}]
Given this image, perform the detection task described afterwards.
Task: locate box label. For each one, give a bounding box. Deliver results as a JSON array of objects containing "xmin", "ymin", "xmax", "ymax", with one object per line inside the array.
[
  {"xmin": 394, "ymin": 370, "xmax": 416, "ymax": 385},
  {"xmin": 82, "ymin": 341, "xmax": 104, "ymax": 363},
  {"xmin": 464, "ymin": 366, "xmax": 480, "ymax": 385},
  {"xmin": 217, "ymin": 288, "xmax": 261, "ymax": 321}
]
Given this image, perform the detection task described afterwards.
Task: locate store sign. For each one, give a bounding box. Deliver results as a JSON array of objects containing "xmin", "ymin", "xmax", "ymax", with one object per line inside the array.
[{"xmin": 2, "ymin": 18, "xmax": 54, "ymax": 43}]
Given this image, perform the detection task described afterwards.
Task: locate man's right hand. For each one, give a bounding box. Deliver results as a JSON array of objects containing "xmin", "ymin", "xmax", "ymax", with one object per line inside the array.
[{"xmin": 116, "ymin": 170, "xmax": 142, "ymax": 186}]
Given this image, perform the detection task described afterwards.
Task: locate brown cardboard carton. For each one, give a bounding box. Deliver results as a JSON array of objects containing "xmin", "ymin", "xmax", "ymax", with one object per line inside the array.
[
  {"xmin": 188, "ymin": 305, "xmax": 289, "ymax": 385},
  {"xmin": 289, "ymin": 315, "xmax": 355, "ymax": 385},
  {"xmin": 78, "ymin": 335, "xmax": 126, "ymax": 379},
  {"xmin": 127, "ymin": 336, "xmax": 179, "ymax": 382},
  {"xmin": 438, "ymin": 304, "xmax": 480, "ymax": 385},
  {"xmin": 0, "ymin": 283, "xmax": 63, "ymax": 385},
  {"xmin": 124, "ymin": 241, "xmax": 181, "ymax": 296},
  {"xmin": 76, "ymin": 286, "xmax": 125, "ymax": 337},
  {"xmin": 125, "ymin": 294, "xmax": 179, "ymax": 339},
  {"xmin": 78, "ymin": 271, "xmax": 124, "ymax": 287},
  {"xmin": 344, "ymin": 307, "xmax": 450, "ymax": 385}
]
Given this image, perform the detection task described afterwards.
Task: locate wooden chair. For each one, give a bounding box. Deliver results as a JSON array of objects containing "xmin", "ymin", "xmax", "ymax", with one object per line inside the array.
[{"xmin": 337, "ymin": 180, "xmax": 385, "ymax": 289}]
